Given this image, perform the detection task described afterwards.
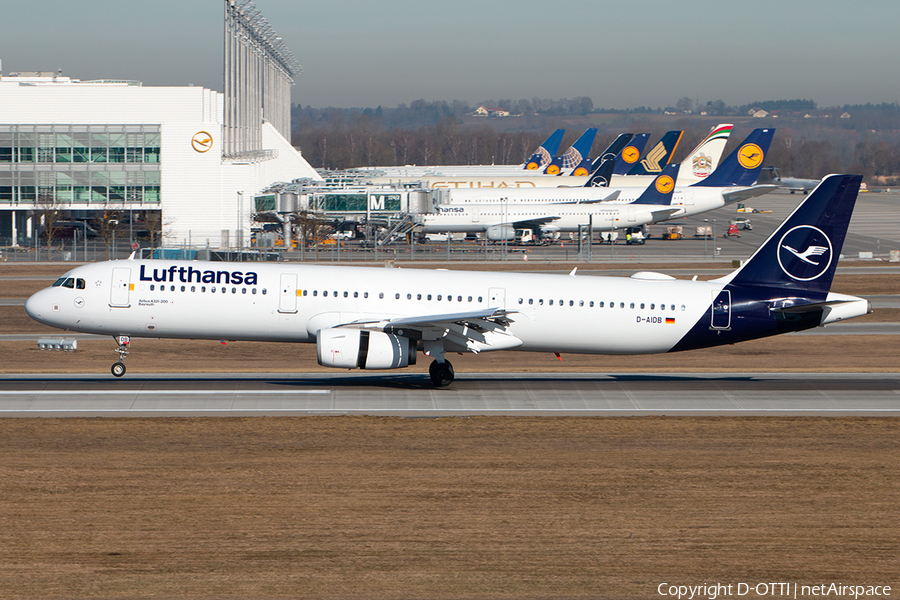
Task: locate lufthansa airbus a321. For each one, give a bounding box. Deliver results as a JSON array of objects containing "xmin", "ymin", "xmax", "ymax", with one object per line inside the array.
[{"xmin": 25, "ymin": 174, "xmax": 870, "ymax": 386}]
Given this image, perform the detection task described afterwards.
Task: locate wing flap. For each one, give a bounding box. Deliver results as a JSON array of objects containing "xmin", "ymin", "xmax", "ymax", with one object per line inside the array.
[
  {"xmin": 337, "ymin": 308, "xmax": 521, "ymax": 353},
  {"xmin": 722, "ymin": 185, "xmax": 778, "ymax": 204}
]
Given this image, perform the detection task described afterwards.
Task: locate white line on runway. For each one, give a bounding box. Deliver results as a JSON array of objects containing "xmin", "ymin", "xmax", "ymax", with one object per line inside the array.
[
  {"xmin": 2, "ymin": 408, "xmax": 900, "ymax": 414},
  {"xmin": 0, "ymin": 390, "xmax": 332, "ymax": 395}
]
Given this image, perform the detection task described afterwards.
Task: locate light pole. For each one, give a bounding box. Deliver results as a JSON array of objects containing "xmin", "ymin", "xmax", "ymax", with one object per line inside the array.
[
  {"xmin": 704, "ymin": 219, "xmax": 709, "ymax": 259},
  {"xmin": 109, "ymin": 219, "xmax": 118, "ymax": 260}
]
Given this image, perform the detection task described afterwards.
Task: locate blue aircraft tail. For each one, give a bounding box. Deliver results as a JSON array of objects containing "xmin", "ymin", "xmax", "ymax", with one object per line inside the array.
[
  {"xmin": 691, "ymin": 129, "xmax": 775, "ymax": 188},
  {"xmin": 725, "ymin": 174, "xmax": 862, "ymax": 296},
  {"xmin": 524, "ymin": 129, "xmax": 565, "ymax": 170},
  {"xmin": 626, "ymin": 131, "xmax": 683, "ymax": 175},
  {"xmin": 634, "ymin": 162, "xmax": 680, "ymax": 205},
  {"xmin": 585, "ymin": 157, "xmax": 616, "ymax": 187},
  {"xmin": 545, "ymin": 128, "xmax": 597, "ymax": 175},
  {"xmin": 588, "ymin": 133, "xmax": 635, "ymax": 172},
  {"xmin": 613, "ymin": 133, "xmax": 650, "ymax": 175}
]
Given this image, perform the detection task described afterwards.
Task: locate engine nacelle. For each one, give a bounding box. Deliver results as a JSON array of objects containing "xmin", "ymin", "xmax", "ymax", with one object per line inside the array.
[
  {"xmin": 486, "ymin": 224, "xmax": 515, "ymax": 241},
  {"xmin": 316, "ymin": 328, "xmax": 416, "ymax": 370}
]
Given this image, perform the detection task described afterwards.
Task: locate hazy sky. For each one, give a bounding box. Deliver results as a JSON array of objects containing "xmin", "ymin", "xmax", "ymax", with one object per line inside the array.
[{"xmin": 1, "ymin": 0, "xmax": 896, "ymax": 109}]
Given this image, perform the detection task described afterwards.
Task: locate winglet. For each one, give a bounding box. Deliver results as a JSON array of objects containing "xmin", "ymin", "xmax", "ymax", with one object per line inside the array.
[{"xmin": 569, "ymin": 267, "xmax": 578, "ymax": 277}]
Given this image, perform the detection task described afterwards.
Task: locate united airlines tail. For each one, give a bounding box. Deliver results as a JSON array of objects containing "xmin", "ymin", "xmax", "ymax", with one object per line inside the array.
[
  {"xmin": 545, "ymin": 128, "xmax": 597, "ymax": 175},
  {"xmin": 524, "ymin": 129, "xmax": 565, "ymax": 170},
  {"xmin": 626, "ymin": 131, "xmax": 683, "ymax": 175},
  {"xmin": 612, "ymin": 133, "xmax": 650, "ymax": 175},
  {"xmin": 691, "ymin": 129, "xmax": 775, "ymax": 188}
]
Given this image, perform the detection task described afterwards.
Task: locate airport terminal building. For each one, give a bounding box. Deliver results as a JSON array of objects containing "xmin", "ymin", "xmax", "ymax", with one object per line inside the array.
[{"xmin": 0, "ymin": 69, "xmax": 321, "ymax": 249}]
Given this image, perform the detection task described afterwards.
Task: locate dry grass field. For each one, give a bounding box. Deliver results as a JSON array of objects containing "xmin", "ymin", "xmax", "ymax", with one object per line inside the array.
[
  {"xmin": 1, "ymin": 262, "xmax": 898, "ymax": 599},
  {"xmin": 1, "ymin": 417, "xmax": 898, "ymax": 599}
]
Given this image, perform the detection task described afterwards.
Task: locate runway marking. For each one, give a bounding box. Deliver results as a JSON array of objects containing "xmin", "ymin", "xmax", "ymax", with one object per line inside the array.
[
  {"xmin": 2, "ymin": 408, "xmax": 900, "ymax": 414},
  {"xmin": 0, "ymin": 390, "xmax": 332, "ymax": 395}
]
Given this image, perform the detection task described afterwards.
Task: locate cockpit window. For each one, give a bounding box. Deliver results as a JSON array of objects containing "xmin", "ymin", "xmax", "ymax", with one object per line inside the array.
[
  {"xmin": 61, "ymin": 278, "xmax": 75, "ymax": 289},
  {"xmin": 76, "ymin": 278, "xmax": 86, "ymax": 289},
  {"xmin": 52, "ymin": 277, "xmax": 66, "ymax": 287}
]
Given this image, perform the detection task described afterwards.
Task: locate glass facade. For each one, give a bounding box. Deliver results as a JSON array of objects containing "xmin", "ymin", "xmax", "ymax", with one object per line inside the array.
[
  {"xmin": 312, "ymin": 193, "xmax": 402, "ymax": 213},
  {"xmin": 0, "ymin": 124, "xmax": 161, "ymax": 204}
]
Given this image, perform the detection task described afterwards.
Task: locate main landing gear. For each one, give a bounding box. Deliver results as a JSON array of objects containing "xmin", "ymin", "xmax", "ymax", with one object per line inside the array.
[
  {"xmin": 111, "ymin": 335, "xmax": 130, "ymax": 377},
  {"xmin": 429, "ymin": 359, "xmax": 454, "ymax": 387}
]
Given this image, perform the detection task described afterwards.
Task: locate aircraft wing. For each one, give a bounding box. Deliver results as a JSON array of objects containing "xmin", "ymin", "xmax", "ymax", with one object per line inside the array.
[
  {"xmin": 557, "ymin": 190, "xmax": 621, "ymax": 204},
  {"xmin": 339, "ymin": 308, "xmax": 522, "ymax": 353},
  {"xmin": 501, "ymin": 216, "xmax": 560, "ymax": 230},
  {"xmin": 722, "ymin": 185, "xmax": 779, "ymax": 204},
  {"xmin": 648, "ymin": 207, "xmax": 685, "ymax": 222}
]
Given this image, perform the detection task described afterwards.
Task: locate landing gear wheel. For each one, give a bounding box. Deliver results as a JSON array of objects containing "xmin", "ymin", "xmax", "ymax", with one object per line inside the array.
[
  {"xmin": 429, "ymin": 359, "xmax": 454, "ymax": 387},
  {"xmin": 111, "ymin": 362, "xmax": 126, "ymax": 377}
]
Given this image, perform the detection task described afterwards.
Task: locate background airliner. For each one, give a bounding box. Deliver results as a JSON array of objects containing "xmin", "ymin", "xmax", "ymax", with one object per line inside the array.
[
  {"xmin": 25, "ymin": 175, "xmax": 869, "ymax": 387},
  {"xmin": 421, "ymin": 130, "xmax": 776, "ymax": 240}
]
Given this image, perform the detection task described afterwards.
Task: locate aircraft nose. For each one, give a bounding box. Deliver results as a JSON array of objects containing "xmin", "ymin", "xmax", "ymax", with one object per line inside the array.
[{"xmin": 24, "ymin": 289, "xmax": 48, "ymax": 323}]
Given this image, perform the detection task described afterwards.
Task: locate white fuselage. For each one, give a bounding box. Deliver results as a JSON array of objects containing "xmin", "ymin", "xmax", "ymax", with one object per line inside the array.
[
  {"xmin": 419, "ymin": 186, "xmax": 728, "ymax": 234},
  {"xmin": 25, "ymin": 260, "xmax": 720, "ymax": 355}
]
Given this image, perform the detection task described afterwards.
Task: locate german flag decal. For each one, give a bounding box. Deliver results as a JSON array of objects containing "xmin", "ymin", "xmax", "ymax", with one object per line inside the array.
[{"xmin": 665, "ymin": 317, "xmax": 675, "ymax": 324}]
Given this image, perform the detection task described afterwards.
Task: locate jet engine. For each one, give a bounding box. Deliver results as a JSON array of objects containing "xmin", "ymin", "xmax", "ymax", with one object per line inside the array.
[
  {"xmin": 485, "ymin": 224, "xmax": 515, "ymax": 241},
  {"xmin": 316, "ymin": 328, "xmax": 416, "ymax": 370}
]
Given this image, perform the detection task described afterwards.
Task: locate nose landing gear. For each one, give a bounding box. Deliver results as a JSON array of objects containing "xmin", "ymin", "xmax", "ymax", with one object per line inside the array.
[{"xmin": 111, "ymin": 335, "xmax": 130, "ymax": 377}]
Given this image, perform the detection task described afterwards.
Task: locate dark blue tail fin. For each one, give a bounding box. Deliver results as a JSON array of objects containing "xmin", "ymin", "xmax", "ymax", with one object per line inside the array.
[
  {"xmin": 524, "ymin": 129, "xmax": 565, "ymax": 170},
  {"xmin": 626, "ymin": 131, "xmax": 683, "ymax": 175},
  {"xmin": 633, "ymin": 162, "xmax": 680, "ymax": 205},
  {"xmin": 585, "ymin": 158, "xmax": 616, "ymax": 187},
  {"xmin": 613, "ymin": 133, "xmax": 650, "ymax": 175},
  {"xmin": 725, "ymin": 174, "xmax": 861, "ymax": 296},
  {"xmin": 545, "ymin": 128, "xmax": 597, "ymax": 175},
  {"xmin": 691, "ymin": 129, "xmax": 775, "ymax": 187},
  {"xmin": 589, "ymin": 133, "xmax": 634, "ymax": 172}
]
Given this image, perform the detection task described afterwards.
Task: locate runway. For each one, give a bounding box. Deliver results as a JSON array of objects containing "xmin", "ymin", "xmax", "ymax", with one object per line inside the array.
[{"xmin": 2, "ymin": 372, "xmax": 899, "ymax": 417}]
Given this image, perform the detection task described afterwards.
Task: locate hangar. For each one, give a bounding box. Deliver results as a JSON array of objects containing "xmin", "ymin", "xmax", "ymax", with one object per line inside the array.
[{"xmin": 0, "ymin": 0, "xmax": 322, "ymax": 251}]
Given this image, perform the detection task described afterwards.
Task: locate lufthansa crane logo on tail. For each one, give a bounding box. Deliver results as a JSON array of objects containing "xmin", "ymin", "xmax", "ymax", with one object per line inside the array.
[
  {"xmin": 737, "ymin": 143, "xmax": 764, "ymax": 169},
  {"xmin": 777, "ymin": 225, "xmax": 833, "ymax": 281},
  {"xmin": 655, "ymin": 175, "xmax": 675, "ymax": 194},
  {"xmin": 621, "ymin": 146, "xmax": 640, "ymax": 164}
]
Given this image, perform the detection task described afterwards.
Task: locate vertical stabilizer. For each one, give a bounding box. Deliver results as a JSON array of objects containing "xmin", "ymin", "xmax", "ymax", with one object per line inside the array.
[
  {"xmin": 626, "ymin": 131, "xmax": 683, "ymax": 175},
  {"xmin": 675, "ymin": 123, "xmax": 733, "ymax": 184},
  {"xmin": 721, "ymin": 174, "xmax": 861, "ymax": 296},
  {"xmin": 524, "ymin": 129, "xmax": 565, "ymax": 170},
  {"xmin": 612, "ymin": 133, "xmax": 650, "ymax": 175},
  {"xmin": 545, "ymin": 128, "xmax": 598, "ymax": 175},
  {"xmin": 632, "ymin": 162, "xmax": 680, "ymax": 205},
  {"xmin": 691, "ymin": 129, "xmax": 775, "ymax": 188}
]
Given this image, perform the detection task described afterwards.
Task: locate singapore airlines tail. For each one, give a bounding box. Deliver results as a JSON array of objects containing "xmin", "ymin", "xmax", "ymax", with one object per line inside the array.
[
  {"xmin": 24, "ymin": 176, "xmax": 868, "ymax": 386},
  {"xmin": 626, "ymin": 130, "xmax": 683, "ymax": 175},
  {"xmin": 523, "ymin": 129, "xmax": 565, "ymax": 170}
]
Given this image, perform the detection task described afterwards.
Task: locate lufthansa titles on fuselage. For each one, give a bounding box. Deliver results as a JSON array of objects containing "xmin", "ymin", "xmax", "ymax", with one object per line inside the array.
[{"xmin": 139, "ymin": 264, "xmax": 259, "ymax": 286}]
